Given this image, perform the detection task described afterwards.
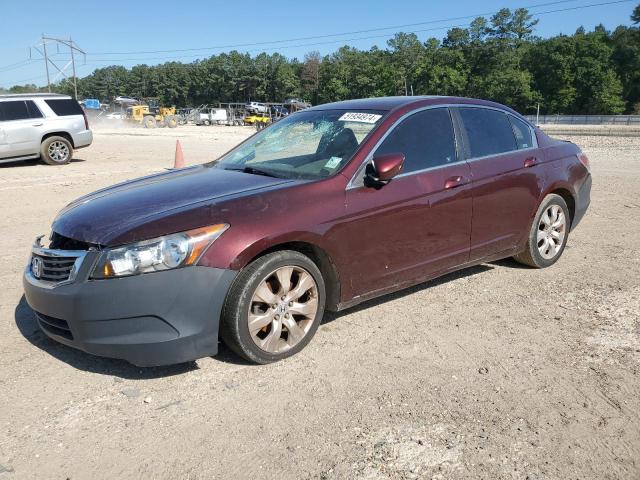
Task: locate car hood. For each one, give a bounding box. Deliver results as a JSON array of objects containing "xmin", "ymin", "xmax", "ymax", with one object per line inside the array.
[{"xmin": 52, "ymin": 165, "xmax": 294, "ymax": 246}]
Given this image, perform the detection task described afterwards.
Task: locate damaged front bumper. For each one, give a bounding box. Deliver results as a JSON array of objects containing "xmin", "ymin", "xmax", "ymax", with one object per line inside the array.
[{"xmin": 22, "ymin": 238, "xmax": 236, "ymax": 366}]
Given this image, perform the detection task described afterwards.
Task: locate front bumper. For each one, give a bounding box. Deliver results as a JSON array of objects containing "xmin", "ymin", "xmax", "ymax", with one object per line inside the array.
[{"xmin": 23, "ymin": 254, "xmax": 236, "ymax": 366}]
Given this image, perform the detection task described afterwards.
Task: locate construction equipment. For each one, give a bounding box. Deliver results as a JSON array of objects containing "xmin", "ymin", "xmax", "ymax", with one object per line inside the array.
[
  {"xmin": 243, "ymin": 113, "xmax": 270, "ymax": 125},
  {"xmin": 126, "ymin": 98, "xmax": 178, "ymax": 128}
]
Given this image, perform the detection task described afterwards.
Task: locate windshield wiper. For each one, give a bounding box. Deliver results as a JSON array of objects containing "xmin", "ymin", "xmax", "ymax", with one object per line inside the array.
[{"xmin": 224, "ymin": 166, "xmax": 282, "ymax": 178}]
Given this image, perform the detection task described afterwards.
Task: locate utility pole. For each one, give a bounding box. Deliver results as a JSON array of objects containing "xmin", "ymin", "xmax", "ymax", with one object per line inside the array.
[
  {"xmin": 31, "ymin": 36, "xmax": 85, "ymax": 98},
  {"xmin": 69, "ymin": 38, "xmax": 78, "ymax": 100},
  {"xmin": 41, "ymin": 34, "xmax": 51, "ymax": 92},
  {"xmin": 536, "ymin": 102, "xmax": 540, "ymax": 125}
]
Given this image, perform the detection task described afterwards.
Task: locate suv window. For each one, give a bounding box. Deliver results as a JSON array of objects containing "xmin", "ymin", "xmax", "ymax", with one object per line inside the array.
[
  {"xmin": 0, "ymin": 101, "xmax": 30, "ymax": 121},
  {"xmin": 26, "ymin": 100, "xmax": 43, "ymax": 119},
  {"xmin": 45, "ymin": 99, "xmax": 84, "ymax": 116},
  {"xmin": 375, "ymin": 108, "xmax": 457, "ymax": 173},
  {"xmin": 458, "ymin": 107, "xmax": 517, "ymax": 158},
  {"xmin": 509, "ymin": 115, "xmax": 534, "ymax": 150}
]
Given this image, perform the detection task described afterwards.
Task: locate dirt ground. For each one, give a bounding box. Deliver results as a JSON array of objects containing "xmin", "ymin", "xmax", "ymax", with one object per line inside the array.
[{"xmin": 0, "ymin": 123, "xmax": 638, "ymax": 479}]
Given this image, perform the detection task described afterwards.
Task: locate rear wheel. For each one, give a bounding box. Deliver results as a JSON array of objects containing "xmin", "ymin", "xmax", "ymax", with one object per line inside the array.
[
  {"xmin": 143, "ymin": 115, "xmax": 156, "ymax": 128},
  {"xmin": 40, "ymin": 136, "xmax": 72, "ymax": 165},
  {"xmin": 513, "ymin": 193, "xmax": 570, "ymax": 268},
  {"xmin": 220, "ymin": 250, "xmax": 326, "ymax": 364}
]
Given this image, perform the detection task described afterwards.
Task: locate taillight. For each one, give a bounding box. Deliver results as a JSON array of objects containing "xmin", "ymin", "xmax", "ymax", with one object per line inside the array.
[
  {"xmin": 578, "ymin": 152, "xmax": 590, "ymax": 172},
  {"xmin": 82, "ymin": 111, "xmax": 89, "ymax": 130}
]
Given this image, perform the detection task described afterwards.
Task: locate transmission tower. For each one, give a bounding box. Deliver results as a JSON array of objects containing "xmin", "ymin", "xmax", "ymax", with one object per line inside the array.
[{"xmin": 30, "ymin": 35, "xmax": 86, "ymax": 99}]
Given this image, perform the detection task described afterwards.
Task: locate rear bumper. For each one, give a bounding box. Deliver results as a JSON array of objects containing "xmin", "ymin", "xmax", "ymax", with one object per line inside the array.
[
  {"xmin": 72, "ymin": 129, "xmax": 93, "ymax": 149},
  {"xmin": 571, "ymin": 173, "xmax": 592, "ymax": 230},
  {"xmin": 23, "ymin": 264, "xmax": 236, "ymax": 366}
]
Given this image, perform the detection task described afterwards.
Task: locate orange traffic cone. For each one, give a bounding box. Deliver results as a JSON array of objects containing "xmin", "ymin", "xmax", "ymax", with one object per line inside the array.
[{"xmin": 174, "ymin": 139, "xmax": 185, "ymax": 169}]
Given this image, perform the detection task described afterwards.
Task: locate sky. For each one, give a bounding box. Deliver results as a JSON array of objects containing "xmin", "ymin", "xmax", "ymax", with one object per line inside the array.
[{"xmin": 0, "ymin": 0, "xmax": 636, "ymax": 88}]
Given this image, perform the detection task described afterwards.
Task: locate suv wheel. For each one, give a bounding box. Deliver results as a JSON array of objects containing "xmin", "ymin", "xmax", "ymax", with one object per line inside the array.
[
  {"xmin": 513, "ymin": 193, "xmax": 570, "ymax": 268},
  {"xmin": 41, "ymin": 136, "xmax": 73, "ymax": 165},
  {"xmin": 220, "ymin": 250, "xmax": 326, "ymax": 364}
]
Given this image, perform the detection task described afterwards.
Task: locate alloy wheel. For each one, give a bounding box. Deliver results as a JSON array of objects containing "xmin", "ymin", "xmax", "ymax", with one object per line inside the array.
[
  {"xmin": 248, "ymin": 266, "xmax": 319, "ymax": 353},
  {"xmin": 537, "ymin": 204, "xmax": 566, "ymax": 259},
  {"xmin": 48, "ymin": 141, "xmax": 69, "ymax": 163}
]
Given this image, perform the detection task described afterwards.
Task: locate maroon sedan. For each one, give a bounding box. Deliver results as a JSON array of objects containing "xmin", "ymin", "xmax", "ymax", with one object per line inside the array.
[{"xmin": 23, "ymin": 96, "xmax": 591, "ymax": 365}]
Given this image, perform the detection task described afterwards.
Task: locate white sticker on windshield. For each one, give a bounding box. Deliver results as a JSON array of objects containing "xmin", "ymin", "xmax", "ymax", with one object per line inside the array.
[
  {"xmin": 338, "ymin": 112, "xmax": 382, "ymax": 124},
  {"xmin": 325, "ymin": 156, "xmax": 342, "ymax": 169}
]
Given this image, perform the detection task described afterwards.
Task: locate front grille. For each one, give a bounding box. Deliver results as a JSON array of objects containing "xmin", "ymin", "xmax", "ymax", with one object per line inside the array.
[
  {"xmin": 35, "ymin": 312, "xmax": 74, "ymax": 340},
  {"xmin": 32, "ymin": 253, "xmax": 77, "ymax": 282}
]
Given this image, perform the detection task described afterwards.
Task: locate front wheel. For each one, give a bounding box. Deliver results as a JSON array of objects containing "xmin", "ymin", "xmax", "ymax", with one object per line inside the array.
[
  {"xmin": 165, "ymin": 115, "xmax": 178, "ymax": 128},
  {"xmin": 220, "ymin": 250, "xmax": 326, "ymax": 364},
  {"xmin": 513, "ymin": 193, "xmax": 570, "ymax": 268}
]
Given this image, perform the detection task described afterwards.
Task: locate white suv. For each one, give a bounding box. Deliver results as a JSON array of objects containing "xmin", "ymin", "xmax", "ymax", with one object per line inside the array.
[
  {"xmin": 0, "ymin": 93, "xmax": 93, "ymax": 165},
  {"xmin": 245, "ymin": 101, "xmax": 268, "ymax": 114}
]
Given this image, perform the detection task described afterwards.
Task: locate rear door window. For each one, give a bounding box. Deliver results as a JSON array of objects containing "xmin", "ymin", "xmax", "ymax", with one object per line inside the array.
[
  {"xmin": 509, "ymin": 116, "xmax": 534, "ymax": 149},
  {"xmin": 45, "ymin": 99, "xmax": 84, "ymax": 116},
  {"xmin": 0, "ymin": 101, "xmax": 31, "ymax": 121},
  {"xmin": 458, "ymin": 107, "xmax": 517, "ymax": 158},
  {"xmin": 25, "ymin": 100, "xmax": 43, "ymax": 119},
  {"xmin": 375, "ymin": 108, "xmax": 457, "ymax": 173}
]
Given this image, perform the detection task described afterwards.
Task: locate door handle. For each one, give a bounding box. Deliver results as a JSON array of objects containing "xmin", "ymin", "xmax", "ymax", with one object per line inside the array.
[
  {"xmin": 444, "ymin": 175, "xmax": 467, "ymax": 189},
  {"xmin": 32, "ymin": 123, "xmax": 43, "ymax": 127},
  {"xmin": 524, "ymin": 156, "xmax": 537, "ymax": 168}
]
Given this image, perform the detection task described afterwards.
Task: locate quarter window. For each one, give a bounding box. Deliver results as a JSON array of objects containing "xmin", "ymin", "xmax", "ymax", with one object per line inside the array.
[
  {"xmin": 0, "ymin": 101, "xmax": 31, "ymax": 121},
  {"xmin": 509, "ymin": 116, "xmax": 534, "ymax": 149},
  {"xmin": 375, "ymin": 108, "xmax": 457, "ymax": 174},
  {"xmin": 458, "ymin": 108, "xmax": 517, "ymax": 158},
  {"xmin": 45, "ymin": 99, "xmax": 84, "ymax": 116}
]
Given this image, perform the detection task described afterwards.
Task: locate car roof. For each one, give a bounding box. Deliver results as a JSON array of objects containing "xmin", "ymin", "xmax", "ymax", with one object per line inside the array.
[
  {"xmin": 0, "ymin": 93, "xmax": 71, "ymax": 100},
  {"xmin": 308, "ymin": 95, "xmax": 521, "ymax": 116}
]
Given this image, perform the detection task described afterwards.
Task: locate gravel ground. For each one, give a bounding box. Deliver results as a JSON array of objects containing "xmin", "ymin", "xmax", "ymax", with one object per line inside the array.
[{"xmin": 0, "ymin": 124, "xmax": 638, "ymax": 479}]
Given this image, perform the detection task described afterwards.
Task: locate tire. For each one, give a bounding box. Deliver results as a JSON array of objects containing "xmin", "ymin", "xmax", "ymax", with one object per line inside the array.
[
  {"xmin": 165, "ymin": 115, "xmax": 178, "ymax": 128},
  {"xmin": 40, "ymin": 136, "xmax": 73, "ymax": 165},
  {"xmin": 203, "ymin": 119, "xmax": 211, "ymax": 126},
  {"xmin": 143, "ymin": 115, "xmax": 156, "ymax": 128},
  {"xmin": 513, "ymin": 193, "xmax": 570, "ymax": 268},
  {"xmin": 220, "ymin": 250, "xmax": 326, "ymax": 364}
]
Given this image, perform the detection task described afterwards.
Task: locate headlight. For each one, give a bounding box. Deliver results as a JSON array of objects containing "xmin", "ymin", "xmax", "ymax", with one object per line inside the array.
[{"xmin": 91, "ymin": 223, "xmax": 229, "ymax": 279}]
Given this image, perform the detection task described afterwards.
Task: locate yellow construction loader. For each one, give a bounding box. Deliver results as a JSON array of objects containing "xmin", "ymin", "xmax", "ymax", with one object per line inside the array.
[{"xmin": 126, "ymin": 99, "xmax": 178, "ymax": 128}]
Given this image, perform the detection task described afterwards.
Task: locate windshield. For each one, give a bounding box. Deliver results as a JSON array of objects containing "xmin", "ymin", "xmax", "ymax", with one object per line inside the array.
[{"xmin": 213, "ymin": 109, "xmax": 385, "ymax": 180}]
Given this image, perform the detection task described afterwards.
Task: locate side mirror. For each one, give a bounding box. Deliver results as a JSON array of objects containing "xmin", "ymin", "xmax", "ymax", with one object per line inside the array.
[{"xmin": 365, "ymin": 152, "xmax": 405, "ymax": 188}]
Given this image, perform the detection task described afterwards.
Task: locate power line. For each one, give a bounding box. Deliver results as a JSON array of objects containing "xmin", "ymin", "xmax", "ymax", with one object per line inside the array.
[
  {"xmin": 0, "ymin": 59, "xmax": 39, "ymax": 74},
  {"xmin": 90, "ymin": 0, "xmax": 583, "ymax": 55},
  {"xmin": 0, "ymin": 74, "xmax": 47, "ymax": 87},
  {"xmin": 81, "ymin": 0, "xmax": 635, "ymax": 64},
  {"xmin": 1, "ymin": 0, "xmax": 633, "ymax": 86}
]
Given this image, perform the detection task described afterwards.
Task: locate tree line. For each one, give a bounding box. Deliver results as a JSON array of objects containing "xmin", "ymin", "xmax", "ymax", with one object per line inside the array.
[{"xmin": 3, "ymin": 5, "xmax": 640, "ymax": 115}]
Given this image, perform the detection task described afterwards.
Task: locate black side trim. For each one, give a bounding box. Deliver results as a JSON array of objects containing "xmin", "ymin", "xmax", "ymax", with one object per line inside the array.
[{"xmin": 36, "ymin": 312, "xmax": 73, "ymax": 340}]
